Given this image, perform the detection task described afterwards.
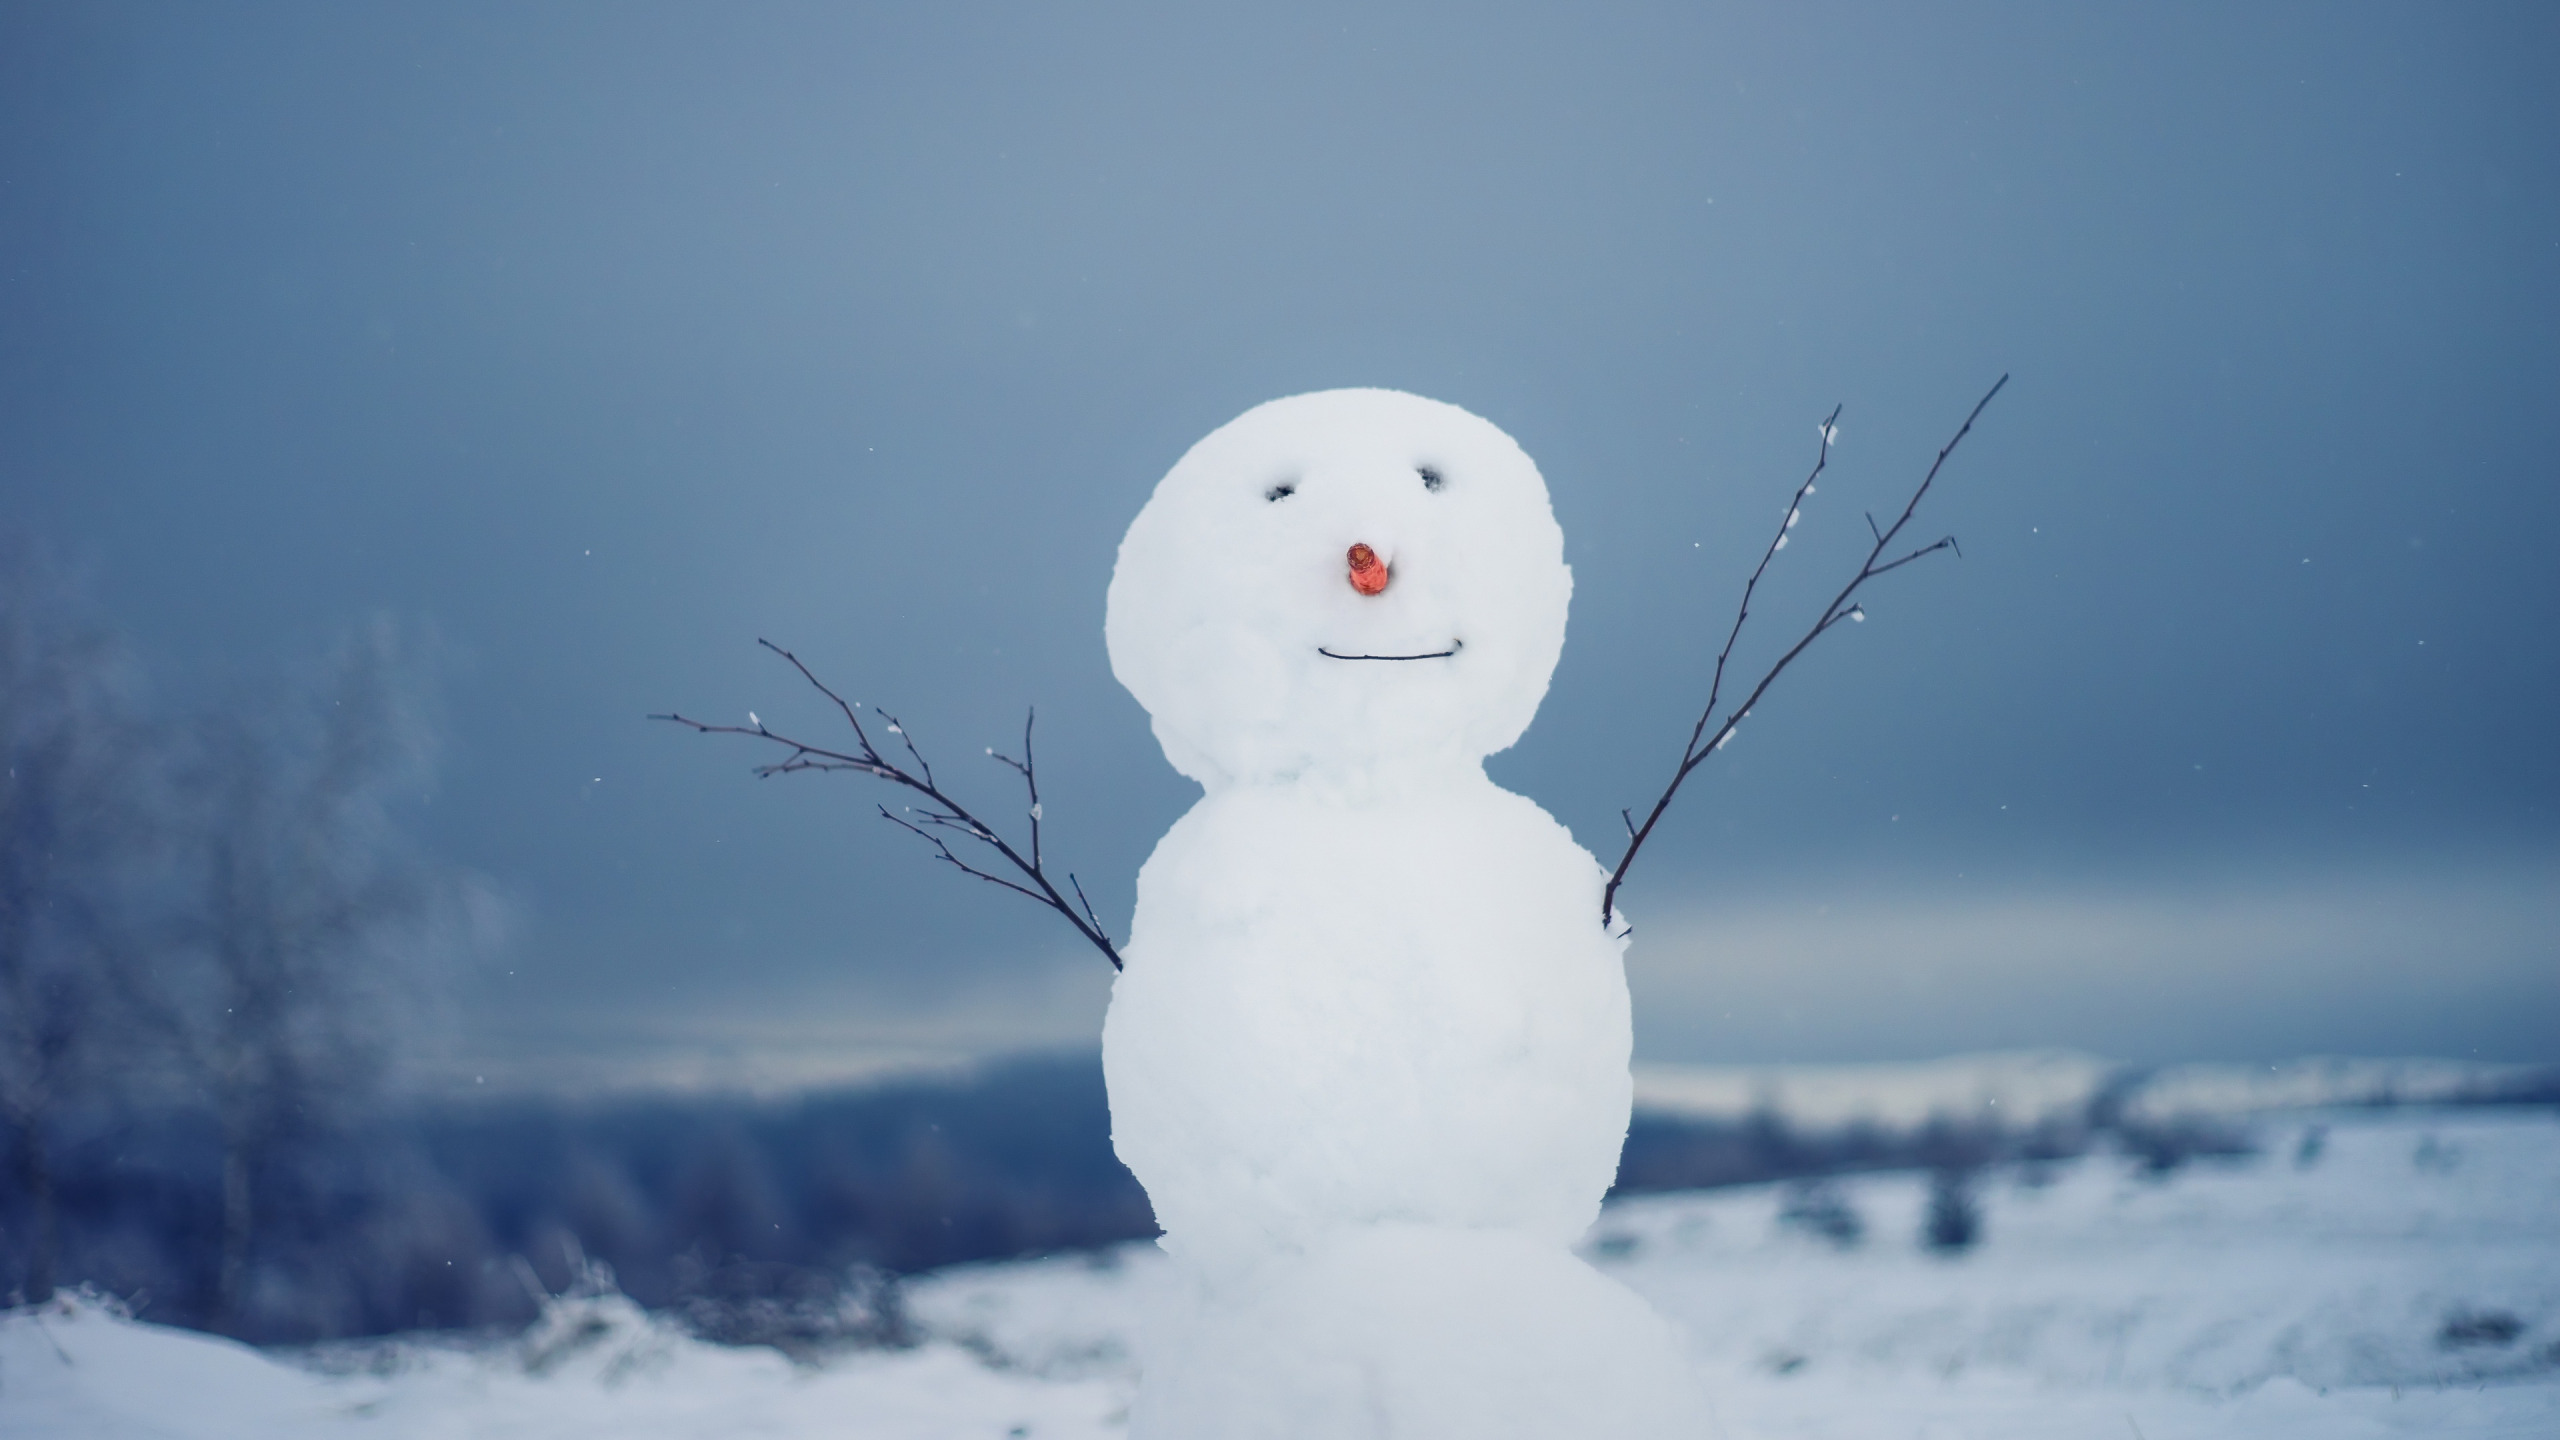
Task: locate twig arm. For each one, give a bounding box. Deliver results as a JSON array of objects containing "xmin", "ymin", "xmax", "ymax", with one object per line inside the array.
[
  {"xmin": 1600, "ymin": 376, "xmax": 2007, "ymax": 930},
  {"xmin": 655, "ymin": 645, "xmax": 1123, "ymax": 970}
]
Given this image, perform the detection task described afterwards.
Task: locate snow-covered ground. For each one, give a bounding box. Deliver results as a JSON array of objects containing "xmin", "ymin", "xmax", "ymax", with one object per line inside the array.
[{"xmin": 7, "ymin": 1106, "xmax": 2555, "ymax": 1438}]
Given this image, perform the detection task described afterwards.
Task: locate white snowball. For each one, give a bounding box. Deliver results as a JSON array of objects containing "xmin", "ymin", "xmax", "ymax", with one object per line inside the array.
[
  {"xmin": 1103, "ymin": 775, "xmax": 1633, "ymax": 1260},
  {"xmin": 1106, "ymin": 389, "xmax": 1570, "ymax": 791}
]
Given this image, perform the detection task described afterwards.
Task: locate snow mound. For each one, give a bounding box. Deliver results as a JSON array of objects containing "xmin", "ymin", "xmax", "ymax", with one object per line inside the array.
[
  {"xmin": 2, "ymin": 1277, "xmax": 1124, "ymax": 1440},
  {"xmin": 0, "ymin": 1290, "xmax": 343, "ymax": 1440}
]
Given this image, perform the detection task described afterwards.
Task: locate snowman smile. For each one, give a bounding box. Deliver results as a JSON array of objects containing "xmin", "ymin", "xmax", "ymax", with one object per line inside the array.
[{"xmin": 1317, "ymin": 640, "xmax": 1464, "ymax": 661}]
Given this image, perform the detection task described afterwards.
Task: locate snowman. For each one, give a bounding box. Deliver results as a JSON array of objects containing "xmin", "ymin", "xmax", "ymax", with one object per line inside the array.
[{"xmin": 1102, "ymin": 389, "xmax": 1710, "ymax": 1437}]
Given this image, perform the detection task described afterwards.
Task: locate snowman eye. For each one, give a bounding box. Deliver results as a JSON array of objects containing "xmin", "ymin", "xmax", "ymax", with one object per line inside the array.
[
  {"xmin": 1265, "ymin": 481, "xmax": 1297, "ymax": 502},
  {"xmin": 1417, "ymin": 466, "xmax": 1444, "ymax": 493}
]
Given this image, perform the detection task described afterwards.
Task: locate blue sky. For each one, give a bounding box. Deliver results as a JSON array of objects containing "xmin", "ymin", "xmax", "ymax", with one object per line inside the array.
[{"xmin": 5, "ymin": 2, "xmax": 2553, "ymax": 1087}]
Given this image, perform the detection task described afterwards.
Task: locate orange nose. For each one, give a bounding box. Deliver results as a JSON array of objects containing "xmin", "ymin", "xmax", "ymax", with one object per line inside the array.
[{"xmin": 1347, "ymin": 543, "xmax": 1390, "ymax": 595}]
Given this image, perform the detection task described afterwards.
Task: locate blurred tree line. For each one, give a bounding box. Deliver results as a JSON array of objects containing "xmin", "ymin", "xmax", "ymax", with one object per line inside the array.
[
  {"xmin": 0, "ymin": 537, "xmax": 491, "ymax": 1333},
  {"xmin": 11, "ymin": 1050, "xmax": 1155, "ymax": 1342}
]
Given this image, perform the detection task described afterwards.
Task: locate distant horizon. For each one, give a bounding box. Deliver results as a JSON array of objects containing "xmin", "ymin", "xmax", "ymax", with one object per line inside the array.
[
  {"xmin": 416, "ymin": 1037, "xmax": 2560, "ymax": 1111},
  {"xmin": 424, "ymin": 848, "xmax": 2559, "ymax": 1099}
]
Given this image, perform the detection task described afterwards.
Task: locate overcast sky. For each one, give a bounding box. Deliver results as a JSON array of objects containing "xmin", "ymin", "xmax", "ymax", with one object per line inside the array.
[{"xmin": 5, "ymin": 2, "xmax": 2554, "ymax": 1090}]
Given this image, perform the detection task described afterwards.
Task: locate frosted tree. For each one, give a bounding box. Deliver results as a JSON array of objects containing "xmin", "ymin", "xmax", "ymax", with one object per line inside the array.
[
  {"xmin": 133, "ymin": 621, "xmax": 489, "ymax": 1332},
  {"xmin": 0, "ymin": 540, "xmax": 147, "ymax": 1304}
]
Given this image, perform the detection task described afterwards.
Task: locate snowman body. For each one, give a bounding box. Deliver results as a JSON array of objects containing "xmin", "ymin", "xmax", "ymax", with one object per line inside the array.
[
  {"xmin": 1106, "ymin": 770, "xmax": 1630, "ymax": 1260},
  {"xmin": 1103, "ymin": 390, "xmax": 1705, "ymax": 1437}
]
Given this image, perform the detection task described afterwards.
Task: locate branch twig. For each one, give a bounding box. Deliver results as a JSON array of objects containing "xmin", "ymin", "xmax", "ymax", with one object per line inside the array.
[
  {"xmin": 653, "ymin": 641, "xmax": 1122, "ymax": 971},
  {"xmin": 1600, "ymin": 376, "xmax": 2008, "ymax": 932}
]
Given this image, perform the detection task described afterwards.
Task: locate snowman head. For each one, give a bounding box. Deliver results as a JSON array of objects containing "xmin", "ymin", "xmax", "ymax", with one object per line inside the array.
[{"xmin": 1107, "ymin": 389, "xmax": 1571, "ymax": 790}]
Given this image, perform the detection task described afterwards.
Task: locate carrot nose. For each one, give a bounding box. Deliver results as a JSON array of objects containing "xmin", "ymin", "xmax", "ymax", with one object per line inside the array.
[{"xmin": 1347, "ymin": 543, "xmax": 1390, "ymax": 595}]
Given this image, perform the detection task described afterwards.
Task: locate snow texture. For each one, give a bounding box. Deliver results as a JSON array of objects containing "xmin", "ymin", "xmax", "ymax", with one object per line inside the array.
[{"xmin": 1102, "ymin": 390, "xmax": 1699, "ymax": 1435}]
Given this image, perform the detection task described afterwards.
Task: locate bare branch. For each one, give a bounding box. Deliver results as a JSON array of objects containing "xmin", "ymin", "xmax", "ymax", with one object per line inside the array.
[
  {"xmin": 1601, "ymin": 376, "xmax": 2007, "ymax": 929},
  {"xmin": 988, "ymin": 709, "xmax": 1041, "ymax": 872},
  {"xmin": 879, "ymin": 805, "xmax": 1051, "ymax": 906},
  {"xmin": 1869, "ymin": 535, "xmax": 1959, "ymax": 577},
  {"xmin": 1069, "ymin": 872, "xmax": 1107, "ymax": 940},
  {"xmin": 872, "ymin": 707, "xmax": 935, "ymax": 791},
  {"xmin": 655, "ymin": 646, "xmax": 1123, "ymax": 971}
]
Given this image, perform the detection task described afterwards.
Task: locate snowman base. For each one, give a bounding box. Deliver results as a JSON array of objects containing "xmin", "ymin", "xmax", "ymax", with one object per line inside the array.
[{"xmin": 1130, "ymin": 1224, "xmax": 1709, "ymax": 1440}]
